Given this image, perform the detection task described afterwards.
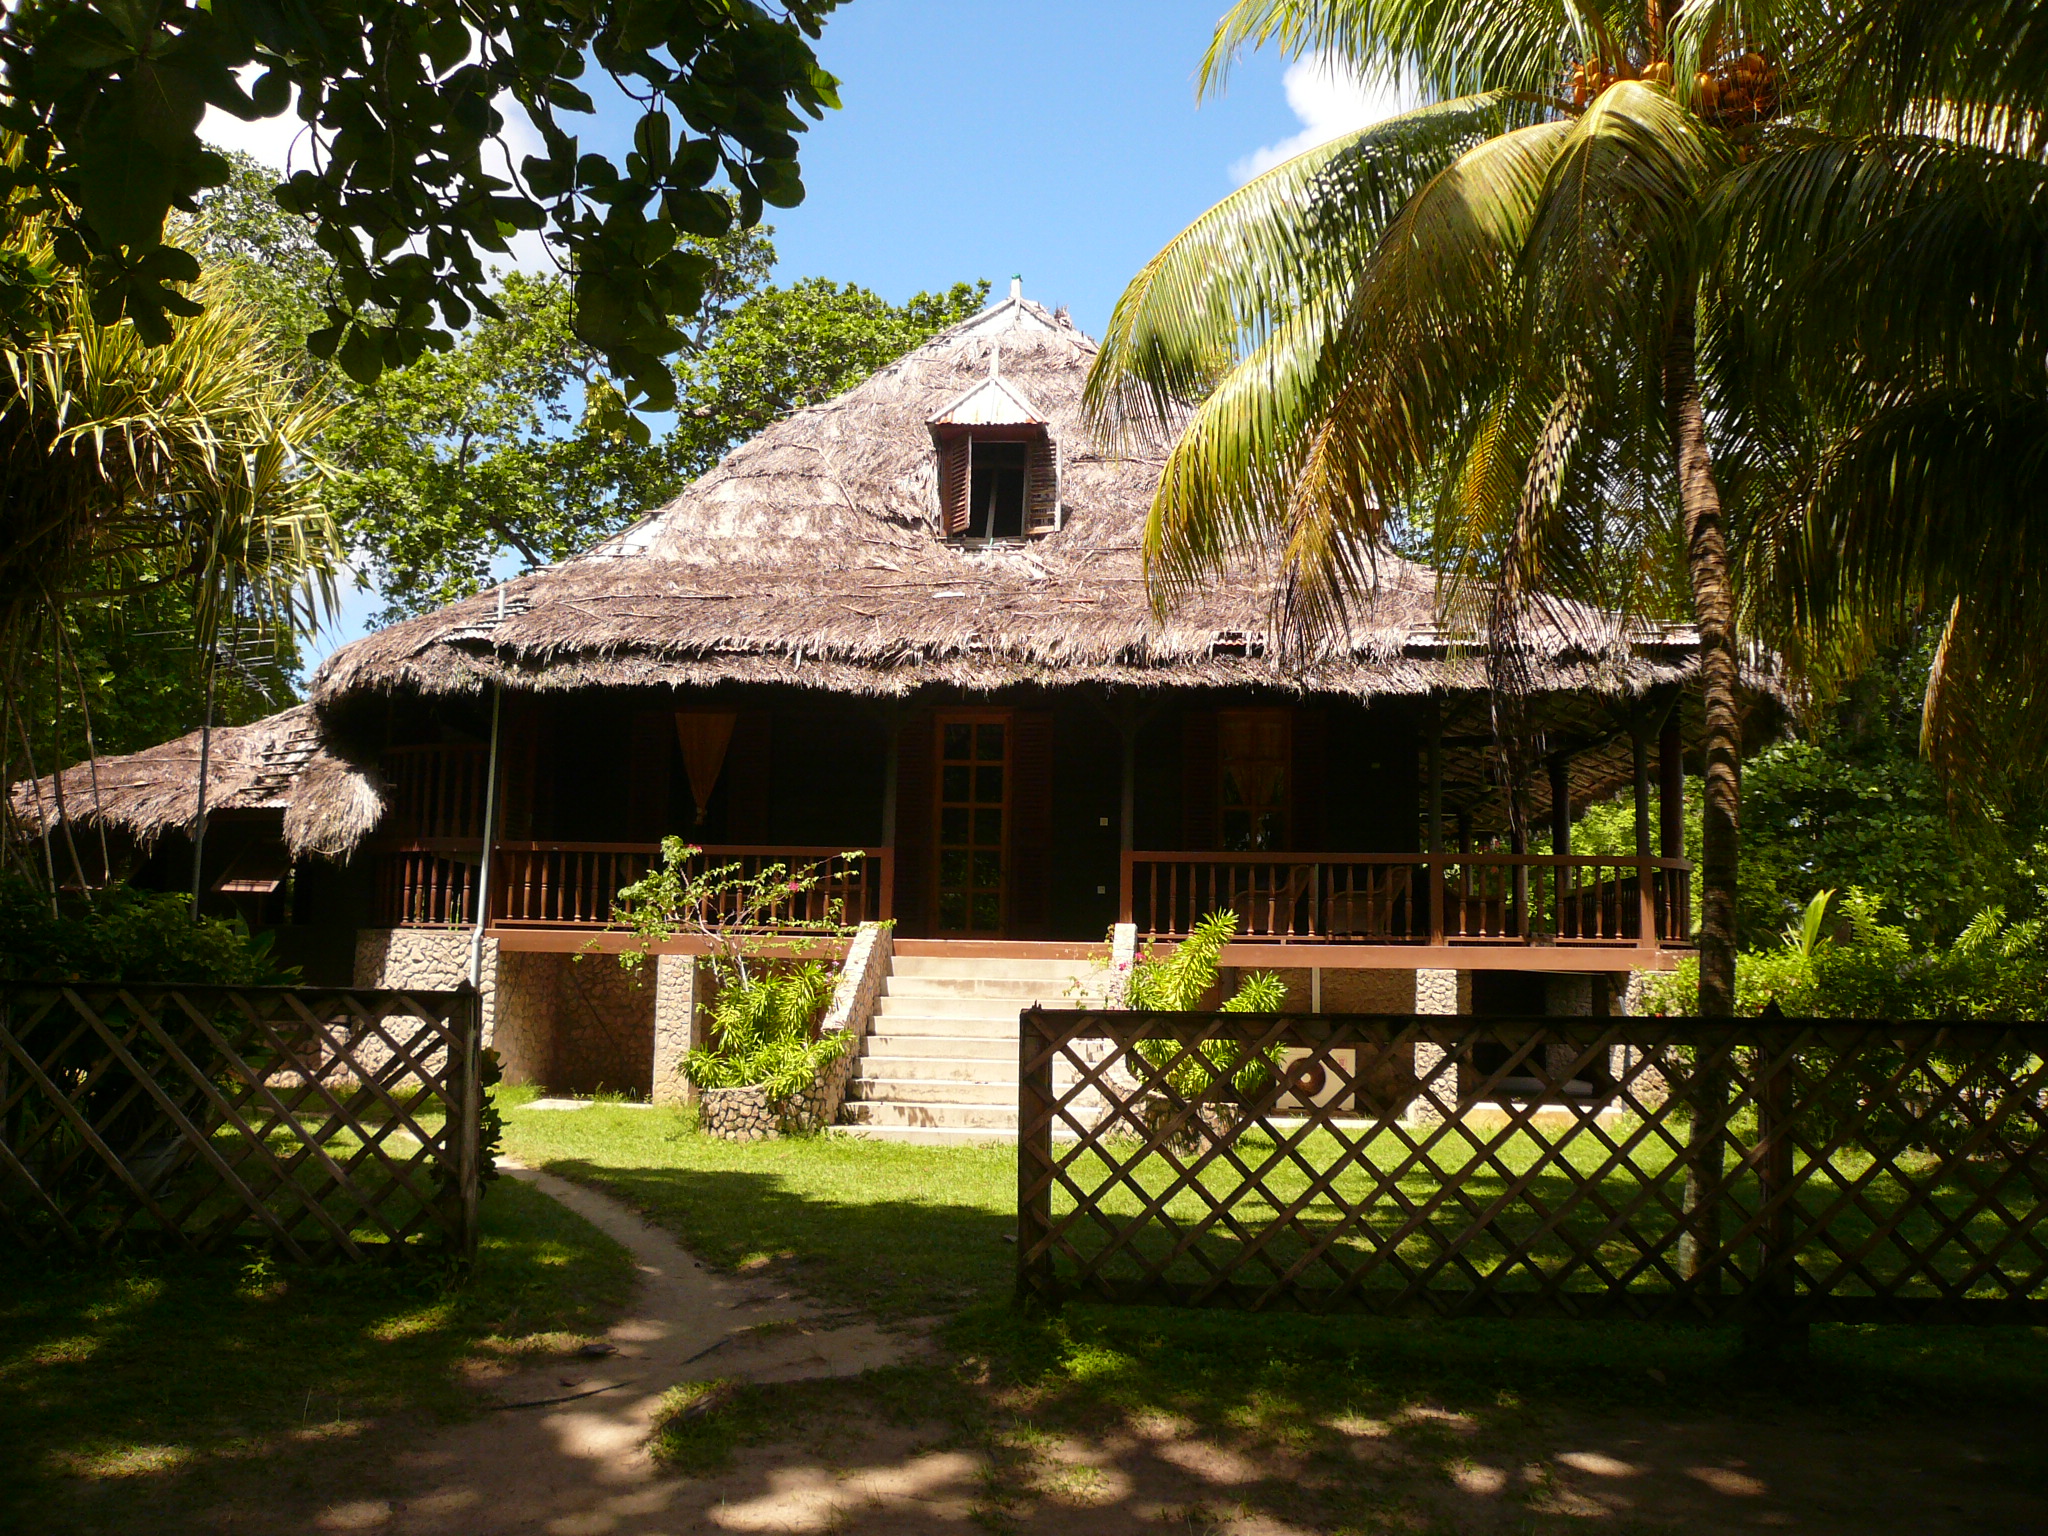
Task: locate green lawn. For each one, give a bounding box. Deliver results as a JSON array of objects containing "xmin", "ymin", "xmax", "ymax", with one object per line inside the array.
[
  {"xmin": 500, "ymin": 1099, "xmax": 2048, "ymax": 1510},
  {"xmin": 0, "ymin": 1170, "xmax": 634, "ymax": 1536}
]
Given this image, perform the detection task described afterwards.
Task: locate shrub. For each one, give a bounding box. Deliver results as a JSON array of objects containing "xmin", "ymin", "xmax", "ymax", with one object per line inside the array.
[
  {"xmin": 680, "ymin": 961, "xmax": 846, "ymax": 1099},
  {"xmin": 0, "ymin": 876, "xmax": 296, "ymax": 984},
  {"xmin": 1125, "ymin": 910, "xmax": 1290, "ymax": 1101}
]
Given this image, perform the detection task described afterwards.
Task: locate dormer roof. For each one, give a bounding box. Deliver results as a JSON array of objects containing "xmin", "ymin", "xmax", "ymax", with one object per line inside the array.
[{"xmin": 926, "ymin": 371, "xmax": 1047, "ymax": 430}]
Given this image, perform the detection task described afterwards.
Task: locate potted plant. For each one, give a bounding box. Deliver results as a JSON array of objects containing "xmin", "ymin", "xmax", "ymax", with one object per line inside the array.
[{"xmin": 605, "ymin": 838, "xmax": 864, "ymax": 1139}]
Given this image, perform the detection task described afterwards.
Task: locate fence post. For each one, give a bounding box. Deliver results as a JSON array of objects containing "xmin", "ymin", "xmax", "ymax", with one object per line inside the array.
[
  {"xmin": 1745, "ymin": 1004, "xmax": 1807, "ymax": 1360},
  {"xmin": 451, "ymin": 983, "xmax": 484, "ymax": 1261},
  {"xmin": 1016, "ymin": 1004, "xmax": 1056, "ymax": 1303}
]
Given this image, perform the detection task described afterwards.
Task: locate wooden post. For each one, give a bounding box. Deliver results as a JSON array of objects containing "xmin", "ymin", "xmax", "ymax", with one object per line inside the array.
[
  {"xmin": 1549, "ymin": 754, "xmax": 1572, "ymax": 855},
  {"xmin": 1746, "ymin": 1003, "xmax": 1805, "ymax": 1360},
  {"xmin": 881, "ymin": 708, "xmax": 901, "ymax": 850},
  {"xmin": 1509, "ymin": 784, "xmax": 1529, "ymax": 937},
  {"xmin": 1016, "ymin": 1004, "xmax": 1056, "ymax": 1303},
  {"xmin": 1633, "ymin": 724, "xmax": 1656, "ymax": 950},
  {"xmin": 1427, "ymin": 702, "xmax": 1445, "ymax": 943}
]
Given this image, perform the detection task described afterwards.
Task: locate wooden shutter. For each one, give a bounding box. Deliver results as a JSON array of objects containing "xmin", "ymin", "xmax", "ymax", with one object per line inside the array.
[
  {"xmin": 1291, "ymin": 705, "xmax": 1327, "ymax": 853},
  {"xmin": 938, "ymin": 434, "xmax": 972, "ymax": 535},
  {"xmin": 626, "ymin": 709, "xmax": 674, "ymax": 840},
  {"xmin": 1025, "ymin": 431, "xmax": 1060, "ymax": 533},
  {"xmin": 1007, "ymin": 710, "xmax": 1055, "ymax": 937},
  {"xmin": 725, "ymin": 711, "xmax": 772, "ymax": 842},
  {"xmin": 894, "ymin": 710, "xmax": 935, "ymax": 935},
  {"xmin": 1180, "ymin": 708, "xmax": 1220, "ymax": 852},
  {"xmin": 500, "ymin": 694, "xmax": 543, "ymax": 838}
]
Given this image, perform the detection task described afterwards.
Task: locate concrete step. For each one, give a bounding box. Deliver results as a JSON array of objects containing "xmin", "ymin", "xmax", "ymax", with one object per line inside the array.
[
  {"xmin": 890, "ymin": 956, "xmax": 1101, "ymax": 981},
  {"xmin": 876, "ymin": 996, "xmax": 1045, "ymax": 1023},
  {"xmin": 862, "ymin": 1032, "xmax": 1016, "ymax": 1059},
  {"xmin": 884, "ymin": 974, "xmax": 1087, "ymax": 1001},
  {"xmin": 840, "ymin": 1099, "xmax": 1019, "ymax": 1131},
  {"xmin": 829, "ymin": 1124, "xmax": 1018, "ymax": 1147},
  {"xmin": 846, "ymin": 1076, "xmax": 1015, "ymax": 1106},
  {"xmin": 855, "ymin": 1053, "xmax": 1020, "ymax": 1083},
  {"xmin": 865, "ymin": 1013, "xmax": 1021, "ymax": 1039}
]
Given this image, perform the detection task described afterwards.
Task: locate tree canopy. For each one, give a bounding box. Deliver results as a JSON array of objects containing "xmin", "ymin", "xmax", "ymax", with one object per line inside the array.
[{"xmin": 0, "ymin": 0, "xmax": 843, "ymax": 410}]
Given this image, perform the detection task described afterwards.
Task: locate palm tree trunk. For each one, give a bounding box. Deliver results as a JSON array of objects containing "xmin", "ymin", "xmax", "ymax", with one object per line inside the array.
[
  {"xmin": 1665, "ymin": 307, "xmax": 1738, "ymax": 1291},
  {"xmin": 1664, "ymin": 311, "xmax": 1739, "ymax": 1016}
]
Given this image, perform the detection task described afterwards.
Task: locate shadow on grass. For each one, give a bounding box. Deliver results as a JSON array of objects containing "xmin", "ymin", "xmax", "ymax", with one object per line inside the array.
[{"xmin": 0, "ymin": 1176, "xmax": 634, "ymax": 1536}]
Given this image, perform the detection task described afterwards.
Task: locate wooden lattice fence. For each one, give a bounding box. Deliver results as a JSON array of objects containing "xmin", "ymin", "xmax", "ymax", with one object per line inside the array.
[
  {"xmin": 1018, "ymin": 1009, "xmax": 2048, "ymax": 1321},
  {"xmin": 0, "ymin": 985, "xmax": 483, "ymax": 1261}
]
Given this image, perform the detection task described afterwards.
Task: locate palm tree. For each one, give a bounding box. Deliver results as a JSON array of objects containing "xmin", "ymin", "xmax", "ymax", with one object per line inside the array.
[
  {"xmin": 1084, "ymin": 0, "xmax": 1824, "ymax": 1015},
  {"xmin": 1707, "ymin": 0, "xmax": 2048, "ymax": 819},
  {"xmin": 0, "ymin": 164, "xmax": 336, "ymax": 885}
]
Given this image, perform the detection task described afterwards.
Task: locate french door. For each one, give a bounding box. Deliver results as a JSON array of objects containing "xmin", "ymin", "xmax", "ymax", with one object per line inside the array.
[{"xmin": 934, "ymin": 711, "xmax": 1010, "ymax": 935}]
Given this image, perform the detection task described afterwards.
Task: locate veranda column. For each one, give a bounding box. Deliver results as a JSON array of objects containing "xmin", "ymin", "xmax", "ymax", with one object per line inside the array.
[
  {"xmin": 650, "ymin": 954, "xmax": 700, "ymax": 1108},
  {"xmin": 1410, "ymin": 968, "xmax": 1462, "ymax": 1126}
]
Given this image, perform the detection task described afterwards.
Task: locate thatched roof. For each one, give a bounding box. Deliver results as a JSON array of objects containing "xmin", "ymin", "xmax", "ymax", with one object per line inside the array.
[
  {"xmin": 17, "ymin": 289, "xmax": 1757, "ymax": 861},
  {"xmin": 309, "ymin": 291, "xmax": 1706, "ymax": 706},
  {"xmin": 9, "ymin": 703, "xmax": 381, "ymax": 859}
]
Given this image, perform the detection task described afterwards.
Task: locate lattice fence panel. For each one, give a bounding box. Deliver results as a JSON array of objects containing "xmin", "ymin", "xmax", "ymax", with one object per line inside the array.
[
  {"xmin": 1017, "ymin": 1010, "xmax": 2048, "ymax": 1322},
  {"xmin": 0, "ymin": 985, "xmax": 483, "ymax": 1261}
]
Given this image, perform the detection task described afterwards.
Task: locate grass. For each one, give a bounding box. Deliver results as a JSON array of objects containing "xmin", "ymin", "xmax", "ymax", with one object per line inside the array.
[
  {"xmin": 501, "ymin": 1099, "xmax": 2048, "ymax": 1528},
  {"xmin": 0, "ymin": 1170, "xmax": 635, "ymax": 1536}
]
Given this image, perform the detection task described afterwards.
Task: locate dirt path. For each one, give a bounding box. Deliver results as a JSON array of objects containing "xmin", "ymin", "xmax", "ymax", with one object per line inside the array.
[
  {"xmin": 305, "ymin": 1166, "xmax": 2045, "ymax": 1536},
  {"xmin": 310, "ymin": 1161, "xmax": 927, "ymax": 1535}
]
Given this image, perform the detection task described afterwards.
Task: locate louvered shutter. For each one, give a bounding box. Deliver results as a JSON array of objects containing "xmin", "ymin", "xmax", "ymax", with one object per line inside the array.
[
  {"xmin": 938, "ymin": 434, "xmax": 972, "ymax": 534},
  {"xmin": 1025, "ymin": 431, "xmax": 1060, "ymax": 533},
  {"xmin": 1180, "ymin": 709, "xmax": 1220, "ymax": 851},
  {"xmin": 894, "ymin": 710, "xmax": 936, "ymax": 935},
  {"xmin": 1007, "ymin": 710, "xmax": 1055, "ymax": 937}
]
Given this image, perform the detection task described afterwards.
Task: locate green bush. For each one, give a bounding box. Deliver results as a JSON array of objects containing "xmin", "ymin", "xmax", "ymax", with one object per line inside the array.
[
  {"xmin": 1126, "ymin": 911, "xmax": 1290, "ymax": 1101},
  {"xmin": 680, "ymin": 961, "xmax": 846, "ymax": 1099},
  {"xmin": 0, "ymin": 876, "xmax": 296, "ymax": 984}
]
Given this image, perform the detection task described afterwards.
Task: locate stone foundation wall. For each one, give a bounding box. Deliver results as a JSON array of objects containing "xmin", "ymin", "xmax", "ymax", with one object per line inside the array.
[
  {"xmin": 350, "ymin": 929, "xmax": 492, "ymax": 1085},
  {"xmin": 494, "ymin": 950, "xmax": 561, "ymax": 1086}
]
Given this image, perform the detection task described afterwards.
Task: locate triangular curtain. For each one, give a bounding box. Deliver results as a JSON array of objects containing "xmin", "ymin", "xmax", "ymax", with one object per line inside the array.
[{"xmin": 674, "ymin": 711, "xmax": 737, "ymax": 825}]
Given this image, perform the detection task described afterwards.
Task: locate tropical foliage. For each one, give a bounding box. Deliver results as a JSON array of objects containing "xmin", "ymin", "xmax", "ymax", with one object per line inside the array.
[
  {"xmin": 1125, "ymin": 910, "xmax": 1290, "ymax": 1101},
  {"xmin": 0, "ymin": 158, "xmax": 334, "ymax": 873},
  {"xmin": 1640, "ymin": 887, "xmax": 2048, "ymax": 1021},
  {"xmin": 680, "ymin": 960, "xmax": 845, "ymax": 1098},
  {"xmin": 0, "ymin": 0, "xmax": 843, "ymax": 410},
  {"xmin": 0, "ymin": 875, "xmax": 296, "ymax": 983}
]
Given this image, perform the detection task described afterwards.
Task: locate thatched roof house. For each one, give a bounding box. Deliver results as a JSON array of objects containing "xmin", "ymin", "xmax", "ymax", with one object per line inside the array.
[{"xmin": 16, "ymin": 282, "xmax": 1760, "ymax": 1107}]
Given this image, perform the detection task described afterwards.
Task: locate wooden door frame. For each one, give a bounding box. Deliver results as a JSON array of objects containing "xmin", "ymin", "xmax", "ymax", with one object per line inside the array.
[{"xmin": 932, "ymin": 707, "xmax": 1014, "ymax": 937}]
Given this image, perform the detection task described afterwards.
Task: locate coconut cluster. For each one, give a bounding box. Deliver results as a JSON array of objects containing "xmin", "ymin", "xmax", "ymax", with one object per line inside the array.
[{"xmin": 1565, "ymin": 47, "xmax": 1782, "ymax": 126}]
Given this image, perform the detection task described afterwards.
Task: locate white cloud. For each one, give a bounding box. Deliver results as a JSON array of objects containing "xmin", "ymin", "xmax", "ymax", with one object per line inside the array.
[{"xmin": 1231, "ymin": 53, "xmax": 1421, "ymax": 184}]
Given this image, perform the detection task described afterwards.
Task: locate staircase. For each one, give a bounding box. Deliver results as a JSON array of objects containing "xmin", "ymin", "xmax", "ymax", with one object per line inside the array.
[{"xmin": 837, "ymin": 950, "xmax": 1103, "ymax": 1144}]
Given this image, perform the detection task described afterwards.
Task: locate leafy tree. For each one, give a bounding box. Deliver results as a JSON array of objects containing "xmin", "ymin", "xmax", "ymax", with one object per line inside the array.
[{"xmin": 0, "ymin": 0, "xmax": 844, "ymax": 410}]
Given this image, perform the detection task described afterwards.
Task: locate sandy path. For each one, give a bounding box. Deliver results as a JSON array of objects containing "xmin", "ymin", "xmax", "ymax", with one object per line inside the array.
[{"xmin": 310, "ymin": 1161, "xmax": 924, "ymax": 1535}]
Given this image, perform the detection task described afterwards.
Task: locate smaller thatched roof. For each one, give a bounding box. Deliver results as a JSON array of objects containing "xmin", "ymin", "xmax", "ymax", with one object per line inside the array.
[{"xmin": 8, "ymin": 704, "xmax": 382, "ymax": 860}]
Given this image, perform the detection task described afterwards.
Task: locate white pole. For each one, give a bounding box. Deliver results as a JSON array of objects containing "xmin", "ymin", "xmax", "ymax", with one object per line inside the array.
[{"xmin": 469, "ymin": 588, "xmax": 507, "ymax": 988}]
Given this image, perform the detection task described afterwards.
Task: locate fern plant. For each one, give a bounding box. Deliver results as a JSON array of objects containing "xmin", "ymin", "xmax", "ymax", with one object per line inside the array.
[
  {"xmin": 680, "ymin": 960, "xmax": 846, "ymax": 1099},
  {"xmin": 1125, "ymin": 910, "xmax": 1290, "ymax": 1101}
]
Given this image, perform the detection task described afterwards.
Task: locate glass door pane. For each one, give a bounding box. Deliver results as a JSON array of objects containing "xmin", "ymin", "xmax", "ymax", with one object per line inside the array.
[{"xmin": 936, "ymin": 714, "xmax": 1008, "ymax": 934}]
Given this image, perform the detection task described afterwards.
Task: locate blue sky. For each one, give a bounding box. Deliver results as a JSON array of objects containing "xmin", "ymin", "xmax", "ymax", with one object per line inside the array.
[{"xmin": 203, "ymin": 2, "xmax": 1407, "ymax": 664}]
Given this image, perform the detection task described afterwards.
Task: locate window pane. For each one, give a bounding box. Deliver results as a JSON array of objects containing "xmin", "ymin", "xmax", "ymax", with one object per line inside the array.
[
  {"xmin": 972, "ymin": 891, "xmax": 1001, "ymax": 930},
  {"xmin": 943, "ymin": 723, "xmax": 973, "ymax": 759},
  {"xmin": 941, "ymin": 807, "xmax": 970, "ymax": 844},
  {"xmin": 940, "ymin": 891, "xmax": 968, "ymax": 930},
  {"xmin": 974, "ymin": 808, "xmax": 1004, "ymax": 845},
  {"xmin": 942, "ymin": 764, "xmax": 971, "ymax": 802},
  {"xmin": 940, "ymin": 849, "xmax": 969, "ymax": 885},
  {"xmin": 972, "ymin": 849, "xmax": 1003, "ymax": 888},
  {"xmin": 976, "ymin": 723, "xmax": 1005, "ymax": 759},
  {"xmin": 974, "ymin": 765, "xmax": 1004, "ymax": 802}
]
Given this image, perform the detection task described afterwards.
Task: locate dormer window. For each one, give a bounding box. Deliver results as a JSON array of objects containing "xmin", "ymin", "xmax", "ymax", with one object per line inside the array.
[
  {"xmin": 928, "ymin": 360, "xmax": 1061, "ymax": 541},
  {"xmin": 969, "ymin": 441, "xmax": 1029, "ymax": 539}
]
